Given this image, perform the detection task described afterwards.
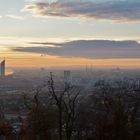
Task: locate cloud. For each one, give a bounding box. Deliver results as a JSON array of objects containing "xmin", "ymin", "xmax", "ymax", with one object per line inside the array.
[
  {"xmin": 0, "ymin": 15, "xmax": 2, "ymax": 18},
  {"xmin": 29, "ymin": 42, "xmax": 63, "ymax": 46},
  {"xmin": 12, "ymin": 40, "xmax": 140, "ymax": 58},
  {"xmin": 6, "ymin": 14, "xmax": 25, "ymax": 20},
  {"xmin": 22, "ymin": 0, "xmax": 140, "ymax": 21}
]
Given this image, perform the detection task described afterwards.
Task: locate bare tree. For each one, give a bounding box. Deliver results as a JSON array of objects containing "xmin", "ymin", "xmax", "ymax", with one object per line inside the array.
[
  {"xmin": 48, "ymin": 72, "xmax": 80, "ymax": 140},
  {"xmin": 48, "ymin": 72, "xmax": 66, "ymax": 140},
  {"xmin": 21, "ymin": 87, "xmax": 49, "ymax": 140},
  {"xmin": 63, "ymin": 86, "xmax": 80, "ymax": 140}
]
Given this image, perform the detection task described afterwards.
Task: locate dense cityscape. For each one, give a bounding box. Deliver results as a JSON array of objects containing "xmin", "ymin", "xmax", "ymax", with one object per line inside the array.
[{"xmin": 0, "ymin": 60, "xmax": 140, "ymax": 140}]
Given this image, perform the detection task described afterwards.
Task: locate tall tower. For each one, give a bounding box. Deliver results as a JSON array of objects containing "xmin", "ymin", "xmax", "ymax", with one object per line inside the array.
[
  {"xmin": 0, "ymin": 59, "xmax": 5, "ymax": 77},
  {"xmin": 64, "ymin": 70, "xmax": 72, "ymax": 86}
]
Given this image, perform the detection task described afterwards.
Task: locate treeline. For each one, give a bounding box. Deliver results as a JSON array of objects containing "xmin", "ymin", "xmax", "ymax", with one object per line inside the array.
[{"xmin": 0, "ymin": 73, "xmax": 140, "ymax": 140}]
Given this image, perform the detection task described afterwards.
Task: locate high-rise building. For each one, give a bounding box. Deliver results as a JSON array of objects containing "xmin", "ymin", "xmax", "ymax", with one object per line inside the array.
[
  {"xmin": 0, "ymin": 59, "xmax": 5, "ymax": 77},
  {"xmin": 64, "ymin": 70, "xmax": 72, "ymax": 86}
]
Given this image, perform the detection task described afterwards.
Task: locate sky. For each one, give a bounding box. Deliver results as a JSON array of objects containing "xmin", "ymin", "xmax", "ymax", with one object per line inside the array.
[{"xmin": 0, "ymin": 0, "xmax": 140, "ymax": 69}]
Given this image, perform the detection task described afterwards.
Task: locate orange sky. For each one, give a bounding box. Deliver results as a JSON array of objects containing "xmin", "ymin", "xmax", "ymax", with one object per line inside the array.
[{"xmin": 2, "ymin": 52, "xmax": 140, "ymax": 69}]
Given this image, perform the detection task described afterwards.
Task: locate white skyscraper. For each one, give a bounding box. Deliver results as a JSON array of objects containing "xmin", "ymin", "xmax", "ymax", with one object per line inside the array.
[
  {"xmin": 0, "ymin": 59, "xmax": 5, "ymax": 77},
  {"xmin": 64, "ymin": 70, "xmax": 72, "ymax": 86}
]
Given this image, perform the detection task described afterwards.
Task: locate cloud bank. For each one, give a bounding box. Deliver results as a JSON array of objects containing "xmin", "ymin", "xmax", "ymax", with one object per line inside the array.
[
  {"xmin": 22, "ymin": 0, "xmax": 140, "ymax": 21},
  {"xmin": 12, "ymin": 40, "xmax": 140, "ymax": 58}
]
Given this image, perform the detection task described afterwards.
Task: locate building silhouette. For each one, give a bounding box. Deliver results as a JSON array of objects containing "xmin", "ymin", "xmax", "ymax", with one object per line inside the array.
[
  {"xmin": 64, "ymin": 70, "xmax": 72, "ymax": 86},
  {"xmin": 0, "ymin": 59, "xmax": 5, "ymax": 77}
]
